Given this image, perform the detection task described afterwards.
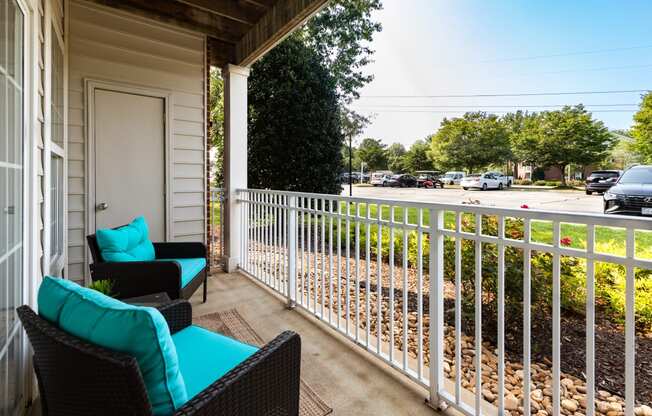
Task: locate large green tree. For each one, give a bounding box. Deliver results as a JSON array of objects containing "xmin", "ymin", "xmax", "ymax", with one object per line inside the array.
[
  {"xmin": 303, "ymin": 0, "xmax": 382, "ymax": 104},
  {"xmin": 513, "ymin": 105, "xmax": 615, "ymax": 185},
  {"xmin": 357, "ymin": 138, "xmax": 388, "ymax": 171},
  {"xmin": 630, "ymin": 92, "xmax": 652, "ymax": 163},
  {"xmin": 386, "ymin": 143, "xmax": 406, "ymax": 172},
  {"xmin": 403, "ymin": 139, "xmax": 434, "ymax": 172},
  {"xmin": 248, "ymin": 37, "xmax": 343, "ymax": 193},
  {"xmin": 429, "ymin": 112, "xmax": 511, "ymax": 174}
]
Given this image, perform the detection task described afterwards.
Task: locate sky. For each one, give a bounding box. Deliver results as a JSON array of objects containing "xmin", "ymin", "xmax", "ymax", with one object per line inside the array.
[{"xmin": 352, "ymin": 0, "xmax": 652, "ymax": 147}]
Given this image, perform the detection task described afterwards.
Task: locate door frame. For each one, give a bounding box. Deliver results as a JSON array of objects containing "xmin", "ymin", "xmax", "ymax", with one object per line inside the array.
[{"xmin": 84, "ymin": 78, "xmax": 173, "ymax": 279}]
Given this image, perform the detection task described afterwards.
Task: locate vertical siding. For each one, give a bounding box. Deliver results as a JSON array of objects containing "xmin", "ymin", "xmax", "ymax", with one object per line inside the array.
[{"xmin": 67, "ymin": 1, "xmax": 207, "ymax": 282}]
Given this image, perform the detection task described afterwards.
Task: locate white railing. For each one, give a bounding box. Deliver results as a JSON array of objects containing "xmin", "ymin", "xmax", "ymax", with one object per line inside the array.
[
  {"xmin": 236, "ymin": 188, "xmax": 652, "ymax": 416},
  {"xmin": 209, "ymin": 188, "xmax": 225, "ymax": 268}
]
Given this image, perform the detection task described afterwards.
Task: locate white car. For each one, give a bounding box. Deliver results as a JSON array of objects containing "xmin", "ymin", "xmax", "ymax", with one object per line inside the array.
[
  {"xmin": 442, "ymin": 171, "xmax": 466, "ymax": 185},
  {"xmin": 487, "ymin": 171, "xmax": 513, "ymax": 188},
  {"xmin": 370, "ymin": 171, "xmax": 393, "ymax": 186},
  {"xmin": 461, "ymin": 172, "xmax": 511, "ymax": 190}
]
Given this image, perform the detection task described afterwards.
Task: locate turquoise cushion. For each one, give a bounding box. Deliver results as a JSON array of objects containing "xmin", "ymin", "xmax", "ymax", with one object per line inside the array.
[
  {"xmin": 172, "ymin": 325, "xmax": 258, "ymax": 399},
  {"xmin": 96, "ymin": 216, "xmax": 155, "ymax": 262},
  {"xmin": 38, "ymin": 276, "xmax": 187, "ymax": 415},
  {"xmin": 157, "ymin": 258, "xmax": 206, "ymax": 288}
]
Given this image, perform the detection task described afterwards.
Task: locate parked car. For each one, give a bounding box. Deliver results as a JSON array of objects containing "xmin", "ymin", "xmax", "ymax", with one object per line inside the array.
[
  {"xmin": 339, "ymin": 172, "xmax": 362, "ymax": 184},
  {"xmin": 486, "ymin": 171, "xmax": 513, "ymax": 188},
  {"xmin": 387, "ymin": 174, "xmax": 418, "ymax": 187},
  {"xmin": 461, "ymin": 172, "xmax": 509, "ymax": 190},
  {"xmin": 603, "ymin": 165, "xmax": 652, "ymax": 216},
  {"xmin": 416, "ymin": 173, "xmax": 445, "ymax": 189},
  {"xmin": 442, "ymin": 171, "xmax": 466, "ymax": 185},
  {"xmin": 370, "ymin": 171, "xmax": 393, "ymax": 186},
  {"xmin": 585, "ymin": 170, "xmax": 621, "ymax": 195}
]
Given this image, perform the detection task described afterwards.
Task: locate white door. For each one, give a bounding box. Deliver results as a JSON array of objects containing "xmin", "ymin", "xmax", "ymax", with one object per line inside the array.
[{"xmin": 94, "ymin": 89, "xmax": 166, "ymax": 241}]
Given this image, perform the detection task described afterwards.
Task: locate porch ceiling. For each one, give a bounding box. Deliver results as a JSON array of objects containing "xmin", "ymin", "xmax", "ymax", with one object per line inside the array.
[{"xmin": 87, "ymin": 0, "xmax": 329, "ymax": 67}]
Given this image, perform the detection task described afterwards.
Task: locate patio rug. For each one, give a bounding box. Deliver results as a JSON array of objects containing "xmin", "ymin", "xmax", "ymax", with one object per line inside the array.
[{"xmin": 194, "ymin": 309, "xmax": 333, "ymax": 416}]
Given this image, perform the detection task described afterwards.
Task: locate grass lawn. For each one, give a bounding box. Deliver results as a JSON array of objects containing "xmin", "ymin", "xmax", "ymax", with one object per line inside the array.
[{"xmin": 337, "ymin": 202, "xmax": 652, "ymax": 260}]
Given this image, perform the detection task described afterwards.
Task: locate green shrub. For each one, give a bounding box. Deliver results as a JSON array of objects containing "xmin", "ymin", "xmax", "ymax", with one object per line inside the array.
[
  {"xmin": 87, "ymin": 279, "xmax": 114, "ymax": 296},
  {"xmin": 514, "ymin": 179, "xmax": 532, "ymax": 185}
]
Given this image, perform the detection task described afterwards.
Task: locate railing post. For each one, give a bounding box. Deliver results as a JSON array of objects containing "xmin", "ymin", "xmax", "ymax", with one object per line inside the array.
[
  {"xmin": 428, "ymin": 209, "xmax": 444, "ymax": 409},
  {"xmin": 287, "ymin": 195, "xmax": 297, "ymax": 309}
]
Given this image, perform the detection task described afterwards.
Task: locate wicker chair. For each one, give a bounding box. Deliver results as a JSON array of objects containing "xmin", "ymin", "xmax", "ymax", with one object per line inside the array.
[
  {"xmin": 87, "ymin": 232, "xmax": 208, "ymax": 302},
  {"xmin": 17, "ymin": 300, "xmax": 301, "ymax": 416}
]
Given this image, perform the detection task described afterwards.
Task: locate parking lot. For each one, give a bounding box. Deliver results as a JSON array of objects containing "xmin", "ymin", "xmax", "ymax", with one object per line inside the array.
[{"xmin": 344, "ymin": 185, "xmax": 604, "ymax": 214}]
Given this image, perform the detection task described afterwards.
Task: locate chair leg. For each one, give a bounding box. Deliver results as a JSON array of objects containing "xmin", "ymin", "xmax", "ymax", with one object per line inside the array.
[{"xmin": 203, "ymin": 274, "xmax": 207, "ymax": 303}]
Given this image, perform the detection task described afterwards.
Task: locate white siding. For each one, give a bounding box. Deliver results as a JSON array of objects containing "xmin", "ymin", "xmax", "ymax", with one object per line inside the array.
[{"xmin": 67, "ymin": 0, "xmax": 207, "ymax": 282}]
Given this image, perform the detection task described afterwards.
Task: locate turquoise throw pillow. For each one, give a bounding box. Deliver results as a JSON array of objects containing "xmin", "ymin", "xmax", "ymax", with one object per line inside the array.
[
  {"xmin": 38, "ymin": 276, "xmax": 188, "ymax": 415},
  {"xmin": 96, "ymin": 216, "xmax": 156, "ymax": 262}
]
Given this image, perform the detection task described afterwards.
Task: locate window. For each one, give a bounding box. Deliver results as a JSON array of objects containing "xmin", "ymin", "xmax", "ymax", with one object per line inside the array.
[
  {"xmin": 50, "ymin": 25, "xmax": 63, "ymax": 147},
  {"xmin": 50, "ymin": 154, "xmax": 64, "ymax": 270},
  {"xmin": 48, "ymin": 20, "xmax": 65, "ymax": 276}
]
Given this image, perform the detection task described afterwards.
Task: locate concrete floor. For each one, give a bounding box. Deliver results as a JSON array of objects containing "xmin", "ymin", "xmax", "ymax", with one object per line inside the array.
[
  {"xmin": 345, "ymin": 185, "xmax": 603, "ymax": 213},
  {"xmin": 189, "ymin": 271, "xmax": 440, "ymax": 416}
]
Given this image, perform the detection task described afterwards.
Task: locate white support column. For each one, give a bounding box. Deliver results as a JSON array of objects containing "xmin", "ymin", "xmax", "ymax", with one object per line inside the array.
[{"xmin": 222, "ymin": 64, "xmax": 250, "ymax": 272}]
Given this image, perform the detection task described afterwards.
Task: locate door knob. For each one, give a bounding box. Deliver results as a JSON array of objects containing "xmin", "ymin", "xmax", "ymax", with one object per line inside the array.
[{"xmin": 96, "ymin": 202, "xmax": 109, "ymax": 211}]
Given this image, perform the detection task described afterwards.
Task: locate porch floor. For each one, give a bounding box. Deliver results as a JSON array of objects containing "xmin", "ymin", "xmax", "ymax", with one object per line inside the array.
[{"xmin": 189, "ymin": 270, "xmax": 440, "ymax": 416}]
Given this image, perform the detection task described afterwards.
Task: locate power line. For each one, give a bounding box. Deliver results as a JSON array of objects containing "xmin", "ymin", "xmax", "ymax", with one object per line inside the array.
[
  {"xmin": 354, "ymin": 109, "xmax": 636, "ymax": 114},
  {"xmin": 352, "ymin": 103, "xmax": 639, "ymax": 109},
  {"xmin": 359, "ymin": 89, "xmax": 650, "ymax": 99},
  {"xmin": 478, "ymin": 44, "xmax": 652, "ymax": 64}
]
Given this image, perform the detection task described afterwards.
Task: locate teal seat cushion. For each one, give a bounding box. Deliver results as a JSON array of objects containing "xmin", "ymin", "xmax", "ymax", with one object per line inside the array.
[
  {"xmin": 157, "ymin": 258, "xmax": 206, "ymax": 288},
  {"xmin": 38, "ymin": 276, "xmax": 188, "ymax": 416},
  {"xmin": 96, "ymin": 216, "xmax": 155, "ymax": 262},
  {"xmin": 172, "ymin": 325, "xmax": 258, "ymax": 400}
]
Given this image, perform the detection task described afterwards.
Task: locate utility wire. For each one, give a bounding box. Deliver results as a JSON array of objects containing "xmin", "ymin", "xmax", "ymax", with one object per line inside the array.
[
  {"xmin": 478, "ymin": 44, "xmax": 652, "ymax": 64},
  {"xmin": 354, "ymin": 109, "xmax": 636, "ymax": 114},
  {"xmin": 359, "ymin": 89, "xmax": 650, "ymax": 99},
  {"xmin": 352, "ymin": 103, "xmax": 639, "ymax": 109}
]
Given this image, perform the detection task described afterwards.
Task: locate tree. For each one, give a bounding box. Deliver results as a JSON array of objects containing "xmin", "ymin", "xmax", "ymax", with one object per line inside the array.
[
  {"xmin": 248, "ymin": 37, "xmax": 343, "ymax": 193},
  {"xmin": 513, "ymin": 105, "xmax": 615, "ymax": 185},
  {"xmin": 386, "ymin": 143, "xmax": 406, "ymax": 172},
  {"xmin": 403, "ymin": 139, "xmax": 434, "ymax": 172},
  {"xmin": 429, "ymin": 112, "xmax": 511, "ymax": 173},
  {"xmin": 209, "ymin": 69, "xmax": 224, "ymax": 186},
  {"xmin": 357, "ymin": 138, "xmax": 388, "ymax": 171},
  {"xmin": 303, "ymin": 0, "xmax": 382, "ymax": 104},
  {"xmin": 630, "ymin": 93, "xmax": 652, "ymax": 164}
]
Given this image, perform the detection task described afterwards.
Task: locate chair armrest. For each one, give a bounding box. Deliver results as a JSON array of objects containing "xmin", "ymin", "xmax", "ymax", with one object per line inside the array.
[
  {"xmin": 91, "ymin": 261, "xmax": 182, "ymax": 300},
  {"xmin": 157, "ymin": 300, "xmax": 192, "ymax": 334},
  {"xmin": 153, "ymin": 242, "xmax": 207, "ymax": 260},
  {"xmin": 173, "ymin": 331, "xmax": 301, "ymax": 416}
]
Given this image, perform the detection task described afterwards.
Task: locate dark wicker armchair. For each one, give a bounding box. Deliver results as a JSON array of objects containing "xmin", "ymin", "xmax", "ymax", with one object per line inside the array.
[
  {"xmin": 87, "ymin": 232, "xmax": 208, "ymax": 302},
  {"xmin": 17, "ymin": 300, "xmax": 301, "ymax": 416}
]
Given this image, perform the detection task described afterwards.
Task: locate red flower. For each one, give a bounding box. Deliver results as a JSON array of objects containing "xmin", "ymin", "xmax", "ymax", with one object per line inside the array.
[
  {"xmin": 520, "ymin": 204, "xmax": 529, "ymax": 209},
  {"xmin": 560, "ymin": 237, "xmax": 572, "ymax": 246}
]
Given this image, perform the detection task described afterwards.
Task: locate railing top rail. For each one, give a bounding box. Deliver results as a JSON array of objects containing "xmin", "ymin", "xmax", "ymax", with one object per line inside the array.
[{"xmin": 236, "ymin": 188, "xmax": 652, "ymax": 229}]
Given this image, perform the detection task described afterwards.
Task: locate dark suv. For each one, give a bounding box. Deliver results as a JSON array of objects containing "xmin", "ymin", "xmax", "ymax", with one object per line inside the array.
[
  {"xmin": 603, "ymin": 166, "xmax": 652, "ymax": 216},
  {"xmin": 387, "ymin": 174, "xmax": 417, "ymax": 187},
  {"xmin": 585, "ymin": 170, "xmax": 621, "ymax": 195}
]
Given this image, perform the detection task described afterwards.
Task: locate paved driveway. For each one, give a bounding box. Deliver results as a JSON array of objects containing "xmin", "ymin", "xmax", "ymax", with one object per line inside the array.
[{"xmin": 343, "ymin": 185, "xmax": 603, "ymax": 214}]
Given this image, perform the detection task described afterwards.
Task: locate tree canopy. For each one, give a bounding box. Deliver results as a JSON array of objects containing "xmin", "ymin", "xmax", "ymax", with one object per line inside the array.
[
  {"xmin": 630, "ymin": 92, "xmax": 652, "ymax": 164},
  {"xmin": 512, "ymin": 105, "xmax": 614, "ymax": 184},
  {"xmin": 357, "ymin": 138, "xmax": 388, "ymax": 171},
  {"xmin": 386, "ymin": 143, "xmax": 406, "ymax": 172},
  {"xmin": 403, "ymin": 139, "xmax": 434, "ymax": 172},
  {"xmin": 429, "ymin": 112, "xmax": 511, "ymax": 173},
  {"xmin": 247, "ymin": 37, "xmax": 343, "ymax": 193}
]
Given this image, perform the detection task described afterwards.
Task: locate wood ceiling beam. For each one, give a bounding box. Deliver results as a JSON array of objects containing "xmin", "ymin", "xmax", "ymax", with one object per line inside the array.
[
  {"xmin": 175, "ymin": 0, "xmax": 267, "ymax": 25},
  {"xmin": 235, "ymin": 0, "xmax": 329, "ymax": 66},
  {"xmin": 89, "ymin": 0, "xmax": 250, "ymax": 43},
  {"xmin": 208, "ymin": 37, "xmax": 236, "ymax": 67}
]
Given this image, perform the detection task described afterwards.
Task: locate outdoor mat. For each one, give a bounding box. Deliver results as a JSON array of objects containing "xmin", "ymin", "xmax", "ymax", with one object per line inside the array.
[{"xmin": 195, "ymin": 309, "xmax": 333, "ymax": 416}]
